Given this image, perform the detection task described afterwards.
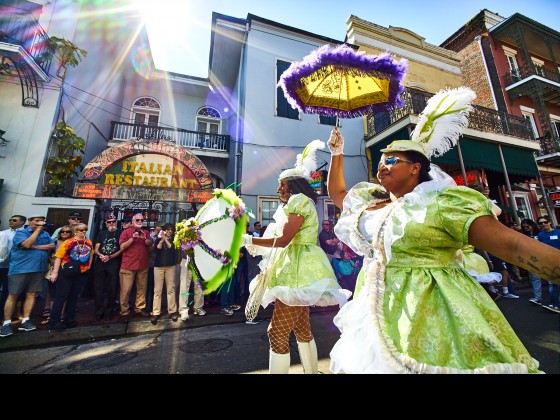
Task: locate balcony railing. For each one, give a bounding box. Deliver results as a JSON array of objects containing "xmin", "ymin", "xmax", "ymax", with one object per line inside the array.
[
  {"xmin": 0, "ymin": 6, "xmax": 52, "ymax": 75},
  {"xmin": 110, "ymin": 121, "xmax": 230, "ymax": 153},
  {"xmin": 503, "ymin": 63, "xmax": 560, "ymax": 86},
  {"xmin": 366, "ymin": 88, "xmax": 535, "ymax": 142},
  {"xmin": 537, "ymin": 134, "xmax": 560, "ymax": 156}
]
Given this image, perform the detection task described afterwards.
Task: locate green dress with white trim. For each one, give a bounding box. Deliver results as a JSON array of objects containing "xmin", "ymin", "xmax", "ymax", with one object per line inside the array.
[
  {"xmin": 330, "ymin": 176, "xmax": 542, "ymax": 374},
  {"xmin": 260, "ymin": 193, "xmax": 350, "ymax": 309}
]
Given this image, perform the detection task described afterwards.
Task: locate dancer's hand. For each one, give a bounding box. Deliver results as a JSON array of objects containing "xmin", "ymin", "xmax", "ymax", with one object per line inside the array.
[{"xmin": 327, "ymin": 127, "xmax": 344, "ymax": 155}]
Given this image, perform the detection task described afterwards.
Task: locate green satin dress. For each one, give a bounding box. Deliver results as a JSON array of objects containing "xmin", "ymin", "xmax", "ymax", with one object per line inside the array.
[{"xmin": 261, "ymin": 193, "xmax": 350, "ymax": 309}]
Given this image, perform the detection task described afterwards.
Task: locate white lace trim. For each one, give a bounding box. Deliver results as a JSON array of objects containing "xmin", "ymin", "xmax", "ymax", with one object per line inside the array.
[{"xmin": 261, "ymin": 279, "xmax": 351, "ymax": 308}]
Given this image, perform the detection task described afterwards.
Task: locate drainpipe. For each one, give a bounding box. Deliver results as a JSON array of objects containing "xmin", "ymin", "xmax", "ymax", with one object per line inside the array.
[
  {"xmin": 475, "ymin": 35, "xmax": 498, "ymax": 110},
  {"xmin": 234, "ymin": 23, "xmax": 249, "ymax": 196},
  {"xmin": 497, "ymin": 143, "xmax": 520, "ymax": 225}
]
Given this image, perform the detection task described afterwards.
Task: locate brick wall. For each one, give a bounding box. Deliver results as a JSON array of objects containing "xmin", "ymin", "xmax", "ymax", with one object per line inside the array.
[{"xmin": 457, "ymin": 42, "xmax": 495, "ymax": 109}]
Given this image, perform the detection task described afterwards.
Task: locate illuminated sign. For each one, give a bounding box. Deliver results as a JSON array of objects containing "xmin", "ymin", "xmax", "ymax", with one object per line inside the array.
[
  {"xmin": 309, "ymin": 170, "xmax": 327, "ymax": 196},
  {"xmin": 73, "ymin": 140, "xmax": 214, "ymax": 203},
  {"xmin": 453, "ymin": 171, "xmax": 480, "ymax": 188},
  {"xmin": 549, "ymin": 191, "xmax": 560, "ymax": 207}
]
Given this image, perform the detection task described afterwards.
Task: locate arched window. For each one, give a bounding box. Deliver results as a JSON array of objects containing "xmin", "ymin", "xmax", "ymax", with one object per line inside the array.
[
  {"xmin": 132, "ymin": 97, "xmax": 161, "ymax": 125},
  {"xmin": 131, "ymin": 97, "xmax": 161, "ymax": 139},
  {"xmin": 196, "ymin": 106, "xmax": 221, "ymax": 148}
]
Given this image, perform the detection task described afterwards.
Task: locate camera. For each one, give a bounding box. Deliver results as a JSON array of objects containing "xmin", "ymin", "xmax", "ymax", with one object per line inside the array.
[{"xmin": 37, "ymin": 221, "xmax": 54, "ymax": 228}]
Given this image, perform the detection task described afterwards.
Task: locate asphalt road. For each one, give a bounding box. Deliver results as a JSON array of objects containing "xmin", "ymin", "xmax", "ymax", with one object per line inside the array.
[{"xmin": 0, "ymin": 285, "xmax": 557, "ymax": 374}]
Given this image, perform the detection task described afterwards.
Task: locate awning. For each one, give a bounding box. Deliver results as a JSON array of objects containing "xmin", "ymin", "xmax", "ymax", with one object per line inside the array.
[
  {"xmin": 433, "ymin": 138, "xmax": 539, "ymax": 178},
  {"xmin": 370, "ymin": 136, "xmax": 539, "ymax": 179}
]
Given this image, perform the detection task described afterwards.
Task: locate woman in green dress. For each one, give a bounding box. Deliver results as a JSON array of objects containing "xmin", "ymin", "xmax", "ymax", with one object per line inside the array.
[
  {"xmin": 328, "ymin": 87, "xmax": 560, "ymax": 374},
  {"xmin": 243, "ymin": 140, "xmax": 351, "ymax": 374}
]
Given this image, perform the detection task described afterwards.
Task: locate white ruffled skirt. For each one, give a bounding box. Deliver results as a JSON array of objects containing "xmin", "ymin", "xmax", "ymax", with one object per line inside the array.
[{"xmin": 329, "ymin": 289, "xmax": 400, "ymax": 374}]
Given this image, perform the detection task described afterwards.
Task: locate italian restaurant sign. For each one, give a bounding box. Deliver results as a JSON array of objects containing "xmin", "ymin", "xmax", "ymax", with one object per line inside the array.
[{"xmin": 73, "ymin": 140, "xmax": 214, "ymax": 202}]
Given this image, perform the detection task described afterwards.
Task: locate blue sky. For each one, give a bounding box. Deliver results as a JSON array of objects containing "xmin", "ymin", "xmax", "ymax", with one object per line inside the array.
[{"xmin": 137, "ymin": 0, "xmax": 559, "ymax": 78}]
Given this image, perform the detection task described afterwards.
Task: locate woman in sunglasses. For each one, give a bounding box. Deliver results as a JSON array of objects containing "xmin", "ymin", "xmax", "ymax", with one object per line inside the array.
[
  {"xmin": 42, "ymin": 225, "xmax": 73, "ymax": 325},
  {"xmin": 327, "ymin": 87, "xmax": 560, "ymax": 374},
  {"xmin": 48, "ymin": 223, "xmax": 93, "ymax": 330}
]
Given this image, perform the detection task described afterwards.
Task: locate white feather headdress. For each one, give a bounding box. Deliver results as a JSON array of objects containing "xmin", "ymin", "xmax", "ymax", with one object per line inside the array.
[
  {"xmin": 279, "ymin": 139, "xmax": 325, "ymax": 180},
  {"xmin": 411, "ymin": 86, "xmax": 476, "ymax": 158},
  {"xmin": 380, "ymin": 86, "xmax": 476, "ymax": 159}
]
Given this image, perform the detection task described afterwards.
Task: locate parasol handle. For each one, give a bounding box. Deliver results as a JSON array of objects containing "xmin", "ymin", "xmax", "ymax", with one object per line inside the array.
[{"xmin": 329, "ymin": 126, "xmax": 341, "ymax": 148}]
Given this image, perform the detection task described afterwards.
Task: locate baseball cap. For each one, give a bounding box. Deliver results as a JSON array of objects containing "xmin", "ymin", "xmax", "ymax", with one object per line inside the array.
[
  {"xmin": 29, "ymin": 214, "xmax": 46, "ymax": 220},
  {"xmin": 122, "ymin": 217, "xmax": 132, "ymax": 224},
  {"xmin": 68, "ymin": 211, "xmax": 83, "ymax": 219},
  {"xmin": 105, "ymin": 214, "xmax": 117, "ymax": 221}
]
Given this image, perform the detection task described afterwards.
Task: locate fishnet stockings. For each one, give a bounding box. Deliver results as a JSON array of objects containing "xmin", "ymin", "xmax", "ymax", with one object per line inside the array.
[{"xmin": 268, "ymin": 299, "xmax": 313, "ymax": 354}]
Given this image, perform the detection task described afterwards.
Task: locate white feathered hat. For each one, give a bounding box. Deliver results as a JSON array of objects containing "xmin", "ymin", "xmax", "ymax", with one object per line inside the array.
[
  {"xmin": 381, "ymin": 86, "xmax": 476, "ymax": 159},
  {"xmin": 279, "ymin": 139, "xmax": 325, "ymax": 181}
]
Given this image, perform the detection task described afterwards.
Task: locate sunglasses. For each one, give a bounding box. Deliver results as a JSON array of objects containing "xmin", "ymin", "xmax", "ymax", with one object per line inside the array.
[
  {"xmin": 378, "ymin": 155, "xmax": 414, "ymax": 170},
  {"xmin": 76, "ymin": 228, "xmax": 88, "ymax": 232},
  {"xmin": 106, "ymin": 220, "xmax": 116, "ymax": 224},
  {"xmin": 9, "ymin": 218, "xmax": 20, "ymax": 222},
  {"xmin": 61, "ymin": 230, "xmax": 72, "ymax": 234},
  {"xmin": 538, "ymin": 221, "xmax": 549, "ymax": 225},
  {"xmin": 133, "ymin": 219, "xmax": 144, "ymax": 222},
  {"xmin": 69, "ymin": 217, "xmax": 82, "ymax": 220}
]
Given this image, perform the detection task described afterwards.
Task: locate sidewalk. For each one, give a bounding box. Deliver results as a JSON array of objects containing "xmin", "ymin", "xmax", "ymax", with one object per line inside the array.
[
  {"xmin": 0, "ymin": 279, "xmax": 533, "ymax": 353},
  {"xmin": 0, "ymin": 296, "xmax": 335, "ymax": 352}
]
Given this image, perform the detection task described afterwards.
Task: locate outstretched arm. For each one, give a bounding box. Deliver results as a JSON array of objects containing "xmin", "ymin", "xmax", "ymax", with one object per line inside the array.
[
  {"xmin": 469, "ymin": 215, "xmax": 560, "ymax": 284},
  {"xmin": 326, "ymin": 127, "xmax": 347, "ymax": 210},
  {"xmin": 249, "ymin": 213, "xmax": 304, "ymax": 248}
]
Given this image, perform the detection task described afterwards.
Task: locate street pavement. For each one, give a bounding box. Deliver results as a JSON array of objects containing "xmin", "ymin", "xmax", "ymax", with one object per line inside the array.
[{"xmin": 0, "ymin": 282, "xmax": 557, "ymax": 373}]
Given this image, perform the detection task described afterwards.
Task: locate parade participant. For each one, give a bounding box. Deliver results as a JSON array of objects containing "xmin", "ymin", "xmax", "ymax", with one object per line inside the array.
[
  {"xmin": 327, "ymin": 87, "xmax": 560, "ymax": 374},
  {"xmin": 242, "ymin": 140, "xmax": 350, "ymax": 374}
]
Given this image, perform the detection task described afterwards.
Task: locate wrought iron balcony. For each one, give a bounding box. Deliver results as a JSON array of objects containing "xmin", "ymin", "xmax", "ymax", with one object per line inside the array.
[
  {"xmin": 110, "ymin": 121, "xmax": 230, "ymax": 153},
  {"xmin": 536, "ymin": 133, "xmax": 560, "ymax": 156},
  {"xmin": 0, "ymin": 5, "xmax": 52, "ymax": 75},
  {"xmin": 366, "ymin": 88, "xmax": 536, "ymax": 143},
  {"xmin": 503, "ymin": 63, "xmax": 560, "ymax": 87}
]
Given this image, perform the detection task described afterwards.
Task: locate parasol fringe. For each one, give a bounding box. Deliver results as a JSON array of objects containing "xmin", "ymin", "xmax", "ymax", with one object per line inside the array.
[{"xmin": 277, "ymin": 44, "xmax": 408, "ymax": 119}]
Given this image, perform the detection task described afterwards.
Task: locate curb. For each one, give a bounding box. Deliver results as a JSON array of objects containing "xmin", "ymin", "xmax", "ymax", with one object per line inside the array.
[{"xmin": 0, "ymin": 306, "xmax": 337, "ymax": 352}]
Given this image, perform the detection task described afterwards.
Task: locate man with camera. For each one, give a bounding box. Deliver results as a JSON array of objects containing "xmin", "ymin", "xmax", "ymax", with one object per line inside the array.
[
  {"xmin": 118, "ymin": 213, "xmax": 153, "ymax": 318},
  {"xmin": 0, "ymin": 214, "xmax": 55, "ymax": 337}
]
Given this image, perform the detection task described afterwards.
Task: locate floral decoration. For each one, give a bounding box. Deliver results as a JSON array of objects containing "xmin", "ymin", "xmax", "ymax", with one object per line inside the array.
[
  {"xmin": 173, "ymin": 217, "xmax": 201, "ymax": 255},
  {"xmin": 228, "ymin": 200, "xmax": 246, "ymax": 220}
]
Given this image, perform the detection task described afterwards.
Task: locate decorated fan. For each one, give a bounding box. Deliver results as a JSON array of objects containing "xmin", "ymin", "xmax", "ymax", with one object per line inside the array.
[{"xmin": 174, "ymin": 188, "xmax": 249, "ymax": 294}]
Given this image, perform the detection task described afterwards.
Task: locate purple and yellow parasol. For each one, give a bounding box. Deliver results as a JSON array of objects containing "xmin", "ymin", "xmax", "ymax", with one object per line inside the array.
[{"xmin": 278, "ymin": 43, "xmax": 408, "ymax": 120}]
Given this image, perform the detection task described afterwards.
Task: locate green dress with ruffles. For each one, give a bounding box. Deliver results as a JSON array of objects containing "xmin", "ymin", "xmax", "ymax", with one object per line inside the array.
[
  {"xmin": 260, "ymin": 193, "xmax": 350, "ymax": 308},
  {"xmin": 330, "ymin": 183, "xmax": 541, "ymax": 374}
]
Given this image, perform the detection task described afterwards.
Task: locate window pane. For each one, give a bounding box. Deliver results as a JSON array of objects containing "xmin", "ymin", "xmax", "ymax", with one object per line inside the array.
[
  {"xmin": 319, "ymin": 115, "xmax": 337, "ymax": 126},
  {"xmin": 261, "ymin": 199, "xmax": 279, "ymax": 226},
  {"xmin": 277, "ymin": 60, "xmax": 299, "ymax": 120}
]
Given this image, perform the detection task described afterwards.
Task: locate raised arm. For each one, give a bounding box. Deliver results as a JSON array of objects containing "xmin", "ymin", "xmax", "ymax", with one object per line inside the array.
[
  {"xmin": 469, "ymin": 215, "xmax": 560, "ymax": 284},
  {"xmin": 326, "ymin": 127, "xmax": 347, "ymax": 210}
]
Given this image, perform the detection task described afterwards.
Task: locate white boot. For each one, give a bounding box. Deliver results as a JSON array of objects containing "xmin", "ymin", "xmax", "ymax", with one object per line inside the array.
[
  {"xmin": 269, "ymin": 350, "xmax": 290, "ymax": 374},
  {"xmin": 297, "ymin": 338, "xmax": 318, "ymax": 374}
]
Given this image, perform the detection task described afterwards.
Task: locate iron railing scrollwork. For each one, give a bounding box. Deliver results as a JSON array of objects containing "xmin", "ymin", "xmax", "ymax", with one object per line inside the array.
[{"xmin": 365, "ymin": 88, "xmax": 535, "ymax": 143}]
